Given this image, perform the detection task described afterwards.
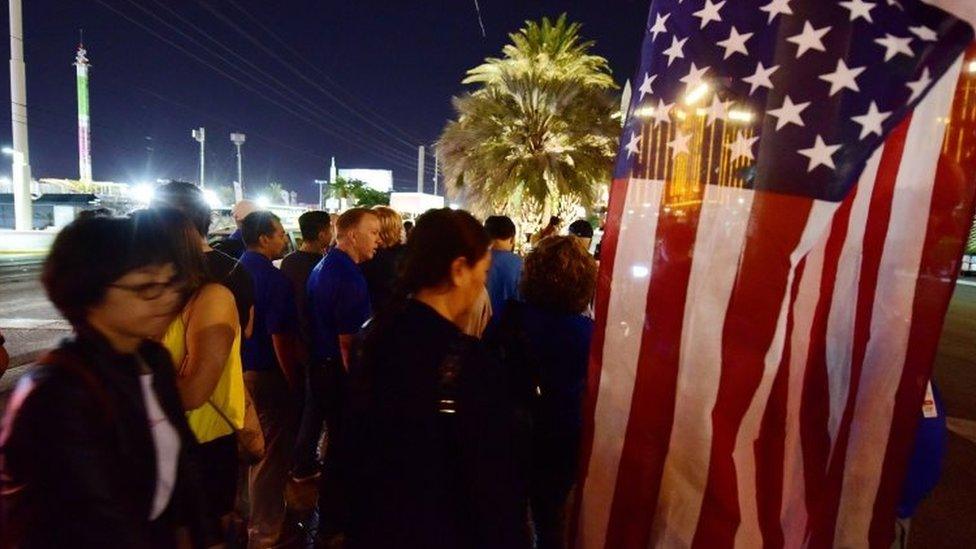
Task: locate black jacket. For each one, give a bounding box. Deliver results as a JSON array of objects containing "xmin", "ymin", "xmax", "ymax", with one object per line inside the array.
[
  {"xmin": 0, "ymin": 332, "xmax": 219, "ymax": 548},
  {"xmin": 342, "ymin": 300, "xmax": 530, "ymax": 549}
]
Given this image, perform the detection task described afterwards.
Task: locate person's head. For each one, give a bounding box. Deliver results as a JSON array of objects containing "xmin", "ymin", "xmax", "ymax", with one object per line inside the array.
[
  {"xmin": 547, "ymin": 215, "xmax": 562, "ymax": 229},
  {"xmin": 231, "ymin": 199, "xmax": 259, "ymax": 228},
  {"xmin": 372, "ymin": 206, "xmax": 404, "ymax": 249},
  {"xmin": 335, "ymin": 208, "xmax": 381, "ymax": 263},
  {"xmin": 151, "ymin": 180, "xmax": 212, "ymax": 239},
  {"xmin": 484, "ymin": 215, "xmax": 517, "ymax": 251},
  {"xmin": 242, "ymin": 211, "xmax": 287, "ymax": 260},
  {"xmin": 76, "ymin": 207, "xmax": 112, "ymax": 221},
  {"xmin": 521, "ymin": 235, "xmax": 597, "ymax": 314},
  {"xmin": 403, "ymin": 220, "xmax": 414, "ymax": 237},
  {"xmin": 567, "ymin": 219, "xmax": 595, "ymax": 251},
  {"xmin": 298, "ymin": 210, "xmax": 332, "ymax": 252},
  {"xmin": 42, "ymin": 211, "xmax": 199, "ymax": 349},
  {"xmin": 398, "ymin": 208, "xmax": 491, "ymax": 323}
]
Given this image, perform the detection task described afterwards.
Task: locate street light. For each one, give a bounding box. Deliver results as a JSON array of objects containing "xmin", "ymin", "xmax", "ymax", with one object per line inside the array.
[{"xmin": 2, "ymin": 147, "xmax": 13, "ymax": 155}]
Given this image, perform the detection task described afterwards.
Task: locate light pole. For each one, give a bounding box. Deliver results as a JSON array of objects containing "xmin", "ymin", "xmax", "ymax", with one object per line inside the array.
[
  {"xmin": 314, "ymin": 179, "xmax": 329, "ymax": 210},
  {"xmin": 192, "ymin": 127, "xmax": 205, "ymax": 189},
  {"xmin": 230, "ymin": 132, "xmax": 245, "ymax": 201},
  {"xmin": 8, "ymin": 0, "xmax": 32, "ymax": 231}
]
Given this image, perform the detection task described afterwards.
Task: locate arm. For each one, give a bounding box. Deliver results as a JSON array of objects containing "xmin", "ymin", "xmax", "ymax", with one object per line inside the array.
[
  {"xmin": 177, "ymin": 284, "xmax": 239, "ymax": 410},
  {"xmin": 272, "ymin": 333, "xmax": 301, "ymax": 391},
  {"xmin": 335, "ymin": 277, "xmax": 371, "ymax": 371},
  {"xmin": 338, "ymin": 334, "xmax": 355, "ymax": 372},
  {"xmin": 268, "ymin": 277, "xmax": 301, "ymax": 391}
]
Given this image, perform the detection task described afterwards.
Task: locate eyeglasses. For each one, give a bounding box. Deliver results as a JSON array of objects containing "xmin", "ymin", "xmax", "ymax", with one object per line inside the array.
[{"xmin": 109, "ymin": 274, "xmax": 186, "ymax": 300}]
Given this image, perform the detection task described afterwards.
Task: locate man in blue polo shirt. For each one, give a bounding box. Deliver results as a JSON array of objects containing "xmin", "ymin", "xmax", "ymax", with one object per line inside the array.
[
  {"xmin": 299, "ymin": 207, "xmax": 379, "ymax": 540},
  {"xmin": 239, "ymin": 210, "xmax": 303, "ymax": 547},
  {"xmin": 485, "ymin": 215, "xmax": 523, "ymax": 317}
]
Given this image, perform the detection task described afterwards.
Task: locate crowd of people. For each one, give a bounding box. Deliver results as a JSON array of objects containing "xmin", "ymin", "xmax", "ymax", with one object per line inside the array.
[{"xmin": 0, "ymin": 181, "xmax": 601, "ymax": 549}]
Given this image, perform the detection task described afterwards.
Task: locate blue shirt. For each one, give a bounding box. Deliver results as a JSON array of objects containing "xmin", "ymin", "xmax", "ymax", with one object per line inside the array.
[
  {"xmin": 239, "ymin": 251, "xmax": 298, "ymax": 372},
  {"xmin": 307, "ymin": 248, "xmax": 371, "ymax": 362},
  {"xmin": 487, "ymin": 249, "xmax": 522, "ymax": 316}
]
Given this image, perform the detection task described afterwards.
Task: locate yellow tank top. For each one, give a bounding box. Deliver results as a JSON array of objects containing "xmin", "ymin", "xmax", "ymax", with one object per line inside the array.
[{"xmin": 162, "ymin": 306, "xmax": 245, "ymax": 444}]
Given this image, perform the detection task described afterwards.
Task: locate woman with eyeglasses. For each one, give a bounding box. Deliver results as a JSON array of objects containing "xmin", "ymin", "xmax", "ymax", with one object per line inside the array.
[{"xmin": 0, "ymin": 212, "xmax": 220, "ymax": 547}]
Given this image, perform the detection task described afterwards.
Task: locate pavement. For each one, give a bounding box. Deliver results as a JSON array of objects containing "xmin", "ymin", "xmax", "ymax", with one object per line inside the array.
[{"xmin": 0, "ymin": 273, "xmax": 973, "ymax": 546}]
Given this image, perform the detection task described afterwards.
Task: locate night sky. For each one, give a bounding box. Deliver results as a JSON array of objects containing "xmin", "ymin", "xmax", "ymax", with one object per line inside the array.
[{"xmin": 0, "ymin": 0, "xmax": 648, "ymax": 202}]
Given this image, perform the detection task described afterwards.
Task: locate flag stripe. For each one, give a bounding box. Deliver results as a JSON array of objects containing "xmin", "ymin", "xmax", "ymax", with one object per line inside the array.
[
  {"xmin": 647, "ymin": 185, "xmax": 755, "ymax": 547},
  {"xmin": 604, "ymin": 185, "xmax": 708, "ymax": 548},
  {"xmin": 578, "ymin": 178, "xmax": 665, "ymax": 548}
]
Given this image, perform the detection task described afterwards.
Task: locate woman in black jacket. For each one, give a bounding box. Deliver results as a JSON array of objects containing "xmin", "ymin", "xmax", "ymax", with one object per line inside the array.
[
  {"xmin": 342, "ymin": 208, "xmax": 529, "ymax": 549},
  {"xmin": 0, "ymin": 211, "xmax": 220, "ymax": 548}
]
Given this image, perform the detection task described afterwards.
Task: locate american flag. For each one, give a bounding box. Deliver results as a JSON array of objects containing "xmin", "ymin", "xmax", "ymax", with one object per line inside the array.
[{"xmin": 576, "ymin": 1, "xmax": 976, "ymax": 547}]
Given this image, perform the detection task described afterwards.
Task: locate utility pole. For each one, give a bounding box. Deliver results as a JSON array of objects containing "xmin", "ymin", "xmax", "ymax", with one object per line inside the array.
[
  {"xmin": 432, "ymin": 146, "xmax": 439, "ymax": 195},
  {"xmin": 192, "ymin": 127, "xmax": 205, "ymax": 189},
  {"xmin": 230, "ymin": 132, "xmax": 245, "ymax": 200},
  {"xmin": 8, "ymin": 0, "xmax": 32, "ymax": 230},
  {"xmin": 417, "ymin": 145, "xmax": 425, "ymax": 193},
  {"xmin": 75, "ymin": 36, "xmax": 92, "ymax": 183},
  {"xmin": 314, "ymin": 179, "xmax": 329, "ymax": 210}
]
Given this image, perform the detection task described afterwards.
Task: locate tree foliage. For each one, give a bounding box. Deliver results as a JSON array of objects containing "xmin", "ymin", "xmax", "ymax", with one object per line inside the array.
[
  {"xmin": 329, "ymin": 176, "xmax": 390, "ymax": 208},
  {"xmin": 438, "ymin": 14, "xmax": 619, "ymax": 227}
]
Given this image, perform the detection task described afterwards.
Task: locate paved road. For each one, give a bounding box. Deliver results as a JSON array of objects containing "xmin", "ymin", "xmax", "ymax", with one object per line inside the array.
[{"xmin": 0, "ymin": 276, "xmax": 973, "ymax": 545}]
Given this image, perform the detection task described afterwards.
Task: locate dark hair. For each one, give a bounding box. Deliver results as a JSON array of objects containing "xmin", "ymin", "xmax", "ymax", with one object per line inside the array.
[
  {"xmin": 241, "ymin": 211, "xmax": 282, "ymax": 247},
  {"xmin": 298, "ymin": 210, "xmax": 331, "ymax": 241},
  {"xmin": 335, "ymin": 207, "xmax": 376, "ymax": 237},
  {"xmin": 484, "ymin": 215, "xmax": 517, "ymax": 240},
  {"xmin": 151, "ymin": 181, "xmax": 212, "ymax": 237},
  {"xmin": 76, "ymin": 207, "xmax": 112, "ymax": 221},
  {"xmin": 403, "ymin": 220, "xmax": 414, "ymax": 232},
  {"xmin": 398, "ymin": 208, "xmax": 489, "ymax": 295},
  {"xmin": 521, "ymin": 235, "xmax": 597, "ymax": 314},
  {"xmin": 42, "ymin": 210, "xmax": 199, "ymax": 327},
  {"xmin": 568, "ymin": 219, "xmax": 594, "ymax": 239},
  {"xmin": 548, "ymin": 216, "xmax": 562, "ymax": 227}
]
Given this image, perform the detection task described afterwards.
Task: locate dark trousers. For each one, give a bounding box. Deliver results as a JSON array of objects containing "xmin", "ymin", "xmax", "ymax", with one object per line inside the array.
[
  {"xmin": 530, "ymin": 436, "xmax": 579, "ymax": 549},
  {"xmin": 244, "ymin": 369, "xmax": 299, "ymax": 548}
]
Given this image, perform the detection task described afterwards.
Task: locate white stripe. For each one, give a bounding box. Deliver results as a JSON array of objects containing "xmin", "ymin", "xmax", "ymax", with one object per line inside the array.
[
  {"xmin": 825, "ymin": 146, "xmax": 885, "ymax": 454},
  {"xmin": 834, "ymin": 56, "xmax": 962, "ymax": 548},
  {"xmin": 579, "ymin": 178, "xmax": 664, "ymax": 549},
  {"xmin": 779, "ymin": 229, "xmax": 828, "ymax": 549},
  {"xmin": 732, "ymin": 199, "xmax": 839, "ymax": 549},
  {"xmin": 649, "ymin": 185, "xmax": 755, "ymax": 548}
]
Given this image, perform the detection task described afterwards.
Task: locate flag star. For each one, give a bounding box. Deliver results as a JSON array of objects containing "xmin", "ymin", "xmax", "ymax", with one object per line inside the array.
[
  {"xmin": 662, "ymin": 35, "xmax": 688, "ymax": 66},
  {"xmin": 787, "ymin": 22, "xmax": 831, "ymax": 58},
  {"xmin": 886, "ymin": 0, "xmax": 903, "ymax": 10},
  {"xmin": 692, "ymin": 0, "xmax": 725, "ymax": 30},
  {"xmin": 875, "ymin": 33, "xmax": 914, "ymax": 61},
  {"xmin": 705, "ymin": 94, "xmax": 730, "ymax": 126},
  {"xmin": 716, "ymin": 27, "xmax": 753, "ymax": 59},
  {"xmin": 909, "ymin": 25, "xmax": 938, "ymax": 42},
  {"xmin": 798, "ymin": 135, "xmax": 841, "ymax": 172},
  {"xmin": 651, "ymin": 99, "xmax": 673, "ymax": 125},
  {"xmin": 851, "ymin": 101, "xmax": 891, "ymax": 139},
  {"xmin": 760, "ymin": 0, "xmax": 792, "ymax": 24},
  {"xmin": 680, "ymin": 62, "xmax": 710, "ymax": 94},
  {"xmin": 726, "ymin": 131, "xmax": 759, "ymax": 162},
  {"xmin": 649, "ymin": 12, "xmax": 670, "ymax": 42},
  {"xmin": 743, "ymin": 61, "xmax": 779, "ymax": 95},
  {"xmin": 667, "ymin": 130, "xmax": 692, "ymax": 157},
  {"xmin": 839, "ymin": 0, "xmax": 876, "ymax": 23},
  {"xmin": 819, "ymin": 59, "xmax": 866, "ymax": 96},
  {"xmin": 906, "ymin": 67, "xmax": 932, "ymax": 102},
  {"xmin": 638, "ymin": 73, "xmax": 657, "ymax": 101},
  {"xmin": 625, "ymin": 131, "xmax": 642, "ymax": 157},
  {"xmin": 766, "ymin": 95, "xmax": 810, "ymax": 130}
]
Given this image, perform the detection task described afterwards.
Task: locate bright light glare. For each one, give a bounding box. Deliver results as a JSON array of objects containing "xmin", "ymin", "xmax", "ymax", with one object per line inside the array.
[
  {"xmin": 202, "ymin": 189, "xmax": 221, "ymax": 209},
  {"xmin": 130, "ymin": 183, "xmax": 155, "ymax": 203},
  {"xmin": 728, "ymin": 110, "xmax": 755, "ymax": 122},
  {"xmin": 683, "ymin": 83, "xmax": 710, "ymax": 105},
  {"xmin": 968, "ymin": 60, "xmax": 976, "ymax": 74},
  {"xmin": 255, "ymin": 195, "xmax": 271, "ymax": 208},
  {"xmin": 1, "ymin": 147, "xmax": 13, "ymax": 155},
  {"xmin": 631, "ymin": 265, "xmax": 650, "ymax": 278},
  {"xmin": 634, "ymin": 106, "xmax": 655, "ymax": 118}
]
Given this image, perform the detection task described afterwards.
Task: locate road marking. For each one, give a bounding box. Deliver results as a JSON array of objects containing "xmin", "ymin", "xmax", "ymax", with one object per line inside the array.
[
  {"xmin": 0, "ymin": 318, "xmax": 71, "ymax": 330},
  {"xmin": 947, "ymin": 416, "xmax": 976, "ymax": 444},
  {"xmin": 957, "ymin": 279, "xmax": 976, "ymax": 288}
]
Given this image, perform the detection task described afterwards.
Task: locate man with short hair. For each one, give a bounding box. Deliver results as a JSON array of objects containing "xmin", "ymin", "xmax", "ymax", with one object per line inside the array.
[
  {"xmin": 280, "ymin": 210, "xmax": 333, "ymax": 343},
  {"xmin": 302, "ymin": 207, "xmax": 379, "ymax": 539},
  {"xmin": 152, "ymin": 181, "xmax": 254, "ymax": 336},
  {"xmin": 568, "ymin": 218, "xmax": 595, "ymax": 253},
  {"xmin": 238, "ymin": 211, "xmax": 303, "ymax": 548},
  {"xmin": 214, "ymin": 199, "xmax": 259, "ymax": 259},
  {"xmin": 485, "ymin": 215, "xmax": 523, "ymax": 316}
]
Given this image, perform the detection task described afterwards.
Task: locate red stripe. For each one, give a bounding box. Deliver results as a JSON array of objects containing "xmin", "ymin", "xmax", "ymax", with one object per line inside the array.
[
  {"xmin": 798, "ymin": 190, "xmax": 859, "ymax": 541},
  {"xmin": 754, "ymin": 257, "xmax": 807, "ymax": 549},
  {"xmin": 809, "ymin": 117, "xmax": 911, "ymax": 548},
  {"xmin": 571, "ymin": 176, "xmax": 630, "ymax": 543},
  {"xmin": 691, "ymin": 192, "xmax": 813, "ymax": 549},
  {"xmin": 603, "ymin": 198, "xmax": 703, "ymax": 548},
  {"xmin": 869, "ymin": 60, "xmax": 976, "ymax": 546}
]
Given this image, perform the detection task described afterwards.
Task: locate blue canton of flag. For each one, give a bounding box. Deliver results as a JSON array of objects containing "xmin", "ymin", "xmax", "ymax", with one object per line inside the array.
[{"xmin": 617, "ymin": 0, "xmax": 974, "ymax": 202}]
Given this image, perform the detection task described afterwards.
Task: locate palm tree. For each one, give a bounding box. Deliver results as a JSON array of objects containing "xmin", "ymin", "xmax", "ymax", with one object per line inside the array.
[{"xmin": 438, "ymin": 15, "xmax": 619, "ymax": 227}]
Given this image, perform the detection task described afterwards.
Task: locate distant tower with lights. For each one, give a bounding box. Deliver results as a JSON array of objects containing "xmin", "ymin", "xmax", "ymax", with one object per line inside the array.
[{"xmin": 75, "ymin": 35, "xmax": 92, "ymax": 183}]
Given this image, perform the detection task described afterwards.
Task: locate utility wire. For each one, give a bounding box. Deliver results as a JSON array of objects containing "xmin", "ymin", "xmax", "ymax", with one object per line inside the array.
[{"xmin": 473, "ymin": 0, "xmax": 487, "ymax": 37}]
